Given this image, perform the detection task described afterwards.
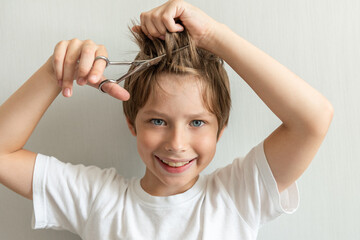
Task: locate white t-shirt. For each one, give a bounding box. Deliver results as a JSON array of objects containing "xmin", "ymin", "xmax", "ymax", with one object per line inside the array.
[{"xmin": 32, "ymin": 141, "xmax": 299, "ymax": 239}]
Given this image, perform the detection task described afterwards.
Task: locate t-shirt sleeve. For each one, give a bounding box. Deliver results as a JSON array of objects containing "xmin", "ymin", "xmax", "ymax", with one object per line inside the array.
[
  {"xmin": 213, "ymin": 141, "xmax": 299, "ymax": 229},
  {"xmin": 31, "ymin": 153, "xmax": 125, "ymax": 235}
]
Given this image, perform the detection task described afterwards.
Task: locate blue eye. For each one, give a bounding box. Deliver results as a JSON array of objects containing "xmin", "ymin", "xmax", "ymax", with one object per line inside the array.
[
  {"xmin": 190, "ymin": 120, "xmax": 205, "ymax": 127},
  {"xmin": 150, "ymin": 119, "xmax": 165, "ymax": 126}
]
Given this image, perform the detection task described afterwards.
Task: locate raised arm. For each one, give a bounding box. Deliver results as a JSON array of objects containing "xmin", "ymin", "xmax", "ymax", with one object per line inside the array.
[
  {"xmin": 139, "ymin": 0, "xmax": 334, "ymax": 192},
  {"xmin": 0, "ymin": 58, "xmax": 60, "ymax": 199},
  {"xmin": 0, "ymin": 39, "xmax": 127, "ymax": 199},
  {"xmin": 207, "ymin": 25, "xmax": 333, "ymax": 192}
]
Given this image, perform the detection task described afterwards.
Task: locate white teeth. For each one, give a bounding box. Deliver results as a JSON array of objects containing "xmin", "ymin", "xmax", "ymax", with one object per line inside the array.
[{"xmin": 160, "ymin": 159, "xmax": 190, "ymax": 167}]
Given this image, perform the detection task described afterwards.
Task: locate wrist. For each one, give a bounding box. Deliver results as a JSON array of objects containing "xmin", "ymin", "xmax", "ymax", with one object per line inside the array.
[
  {"xmin": 199, "ymin": 22, "xmax": 233, "ymax": 58},
  {"xmin": 34, "ymin": 56, "xmax": 62, "ymax": 93},
  {"xmin": 42, "ymin": 56, "xmax": 61, "ymax": 90},
  {"xmin": 43, "ymin": 56, "xmax": 57, "ymax": 81}
]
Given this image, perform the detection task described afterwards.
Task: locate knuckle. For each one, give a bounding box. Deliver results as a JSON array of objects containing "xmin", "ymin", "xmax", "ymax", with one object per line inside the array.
[
  {"xmin": 55, "ymin": 41, "xmax": 61, "ymax": 49},
  {"xmin": 81, "ymin": 46, "xmax": 94, "ymax": 55},
  {"xmin": 162, "ymin": 15, "xmax": 173, "ymax": 25},
  {"xmin": 151, "ymin": 12, "xmax": 159, "ymax": 18},
  {"xmin": 53, "ymin": 55, "xmax": 62, "ymax": 65},
  {"xmin": 70, "ymin": 37, "xmax": 81, "ymax": 43},
  {"xmin": 161, "ymin": 14, "xmax": 169, "ymax": 22},
  {"xmin": 64, "ymin": 57, "xmax": 76, "ymax": 66},
  {"xmin": 83, "ymin": 39, "xmax": 94, "ymax": 45},
  {"xmin": 143, "ymin": 12, "xmax": 152, "ymax": 21},
  {"xmin": 158, "ymin": 27, "xmax": 167, "ymax": 35},
  {"xmin": 149, "ymin": 14, "xmax": 158, "ymax": 22},
  {"xmin": 57, "ymin": 40, "xmax": 68, "ymax": 46}
]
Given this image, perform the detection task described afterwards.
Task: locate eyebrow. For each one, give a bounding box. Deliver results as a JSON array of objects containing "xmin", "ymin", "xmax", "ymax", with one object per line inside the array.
[{"xmin": 143, "ymin": 110, "xmax": 213, "ymax": 119}]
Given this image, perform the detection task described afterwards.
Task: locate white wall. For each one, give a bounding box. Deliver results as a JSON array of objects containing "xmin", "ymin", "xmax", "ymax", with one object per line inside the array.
[{"xmin": 0, "ymin": 0, "xmax": 359, "ymax": 239}]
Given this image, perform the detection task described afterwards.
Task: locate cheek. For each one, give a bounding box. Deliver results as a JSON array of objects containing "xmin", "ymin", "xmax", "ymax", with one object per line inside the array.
[
  {"xmin": 136, "ymin": 129, "xmax": 163, "ymax": 156},
  {"xmin": 192, "ymin": 131, "xmax": 218, "ymax": 156}
]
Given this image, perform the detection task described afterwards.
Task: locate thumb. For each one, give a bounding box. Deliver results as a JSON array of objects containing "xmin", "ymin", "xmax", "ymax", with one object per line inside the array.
[{"xmin": 132, "ymin": 25, "xmax": 141, "ymax": 33}]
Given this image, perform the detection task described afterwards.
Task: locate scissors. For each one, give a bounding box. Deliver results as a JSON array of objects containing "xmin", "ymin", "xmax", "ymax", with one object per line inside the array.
[{"xmin": 95, "ymin": 45, "xmax": 189, "ymax": 93}]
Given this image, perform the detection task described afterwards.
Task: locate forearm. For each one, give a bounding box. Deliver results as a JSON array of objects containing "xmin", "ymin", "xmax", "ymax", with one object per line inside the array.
[
  {"xmin": 207, "ymin": 24, "xmax": 333, "ymax": 134},
  {"xmin": 0, "ymin": 57, "xmax": 61, "ymax": 155}
]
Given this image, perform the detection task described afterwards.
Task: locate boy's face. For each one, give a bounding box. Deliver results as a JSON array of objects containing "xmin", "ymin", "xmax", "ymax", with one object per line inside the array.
[{"xmin": 127, "ymin": 73, "xmax": 224, "ymax": 196}]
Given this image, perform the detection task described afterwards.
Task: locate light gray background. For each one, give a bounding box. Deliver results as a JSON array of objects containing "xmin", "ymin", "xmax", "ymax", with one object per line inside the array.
[{"xmin": 0, "ymin": 0, "xmax": 359, "ymax": 239}]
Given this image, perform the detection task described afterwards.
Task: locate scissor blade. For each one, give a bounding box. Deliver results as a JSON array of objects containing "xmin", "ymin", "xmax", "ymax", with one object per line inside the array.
[
  {"xmin": 114, "ymin": 45, "xmax": 189, "ymax": 83},
  {"xmin": 108, "ymin": 61, "xmax": 134, "ymax": 65},
  {"xmin": 115, "ymin": 64, "xmax": 147, "ymax": 83}
]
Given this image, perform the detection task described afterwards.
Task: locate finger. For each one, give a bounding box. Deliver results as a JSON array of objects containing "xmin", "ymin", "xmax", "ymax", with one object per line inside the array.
[
  {"xmin": 86, "ymin": 76, "xmax": 130, "ymax": 101},
  {"xmin": 77, "ymin": 40, "xmax": 97, "ymax": 86},
  {"xmin": 52, "ymin": 40, "xmax": 69, "ymax": 84},
  {"xmin": 73, "ymin": 64, "xmax": 86, "ymax": 86},
  {"xmin": 131, "ymin": 25, "xmax": 141, "ymax": 34},
  {"xmin": 74, "ymin": 64, "xmax": 79, "ymax": 82},
  {"xmin": 140, "ymin": 12, "xmax": 152, "ymax": 39},
  {"xmin": 99, "ymin": 81, "xmax": 130, "ymax": 101},
  {"xmin": 86, "ymin": 44, "xmax": 108, "ymax": 85},
  {"xmin": 153, "ymin": 17, "xmax": 168, "ymax": 39},
  {"xmin": 144, "ymin": 19, "xmax": 161, "ymax": 39},
  {"xmin": 62, "ymin": 38, "xmax": 83, "ymax": 97},
  {"xmin": 162, "ymin": 14, "xmax": 184, "ymax": 33}
]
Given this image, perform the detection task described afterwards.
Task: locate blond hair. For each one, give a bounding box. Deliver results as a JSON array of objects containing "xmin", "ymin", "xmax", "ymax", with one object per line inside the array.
[{"xmin": 123, "ymin": 27, "xmax": 231, "ymax": 137}]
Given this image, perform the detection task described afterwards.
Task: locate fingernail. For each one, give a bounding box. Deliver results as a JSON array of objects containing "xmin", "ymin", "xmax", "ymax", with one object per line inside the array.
[
  {"xmin": 89, "ymin": 75, "xmax": 97, "ymax": 83},
  {"xmin": 78, "ymin": 77, "xmax": 85, "ymax": 85},
  {"xmin": 177, "ymin": 25, "xmax": 184, "ymax": 32},
  {"xmin": 159, "ymin": 35, "xmax": 165, "ymax": 40},
  {"xmin": 64, "ymin": 88, "xmax": 71, "ymax": 97}
]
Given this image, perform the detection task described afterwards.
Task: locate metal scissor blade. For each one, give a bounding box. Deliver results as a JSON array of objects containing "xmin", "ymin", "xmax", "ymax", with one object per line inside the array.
[
  {"xmin": 114, "ymin": 45, "xmax": 189, "ymax": 84},
  {"xmin": 107, "ymin": 61, "xmax": 134, "ymax": 65},
  {"xmin": 98, "ymin": 45, "xmax": 189, "ymax": 93},
  {"xmin": 114, "ymin": 53, "xmax": 167, "ymax": 83},
  {"xmin": 115, "ymin": 65, "xmax": 141, "ymax": 83}
]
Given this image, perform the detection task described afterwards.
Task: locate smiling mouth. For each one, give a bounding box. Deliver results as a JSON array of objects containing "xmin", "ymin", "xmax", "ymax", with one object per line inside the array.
[{"xmin": 155, "ymin": 155, "xmax": 196, "ymax": 168}]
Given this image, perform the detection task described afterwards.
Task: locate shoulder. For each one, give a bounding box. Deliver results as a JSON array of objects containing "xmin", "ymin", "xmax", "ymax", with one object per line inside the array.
[
  {"xmin": 208, "ymin": 142, "xmax": 264, "ymax": 184},
  {"xmin": 203, "ymin": 141, "xmax": 299, "ymax": 223},
  {"xmin": 34, "ymin": 153, "xmax": 129, "ymax": 196}
]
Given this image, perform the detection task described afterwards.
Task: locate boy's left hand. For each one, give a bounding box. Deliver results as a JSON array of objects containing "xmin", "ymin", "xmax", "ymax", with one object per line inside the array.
[{"xmin": 136, "ymin": 0, "xmax": 218, "ymax": 50}]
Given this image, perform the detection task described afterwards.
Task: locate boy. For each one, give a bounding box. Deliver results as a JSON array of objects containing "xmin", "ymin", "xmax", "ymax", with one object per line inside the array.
[{"xmin": 0, "ymin": 0, "xmax": 333, "ymax": 239}]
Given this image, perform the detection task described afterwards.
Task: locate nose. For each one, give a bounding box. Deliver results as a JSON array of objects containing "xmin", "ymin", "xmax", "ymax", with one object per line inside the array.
[{"xmin": 164, "ymin": 125, "xmax": 188, "ymax": 153}]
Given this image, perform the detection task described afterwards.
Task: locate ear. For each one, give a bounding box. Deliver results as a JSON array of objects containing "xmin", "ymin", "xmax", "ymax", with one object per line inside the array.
[
  {"xmin": 126, "ymin": 118, "xmax": 137, "ymax": 136},
  {"xmin": 217, "ymin": 127, "xmax": 226, "ymax": 142}
]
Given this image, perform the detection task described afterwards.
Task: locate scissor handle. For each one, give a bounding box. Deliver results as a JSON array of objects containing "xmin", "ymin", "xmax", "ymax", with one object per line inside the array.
[
  {"xmin": 94, "ymin": 56, "xmax": 111, "ymax": 67},
  {"xmin": 95, "ymin": 56, "xmax": 136, "ymax": 67},
  {"xmin": 98, "ymin": 79, "xmax": 117, "ymax": 93}
]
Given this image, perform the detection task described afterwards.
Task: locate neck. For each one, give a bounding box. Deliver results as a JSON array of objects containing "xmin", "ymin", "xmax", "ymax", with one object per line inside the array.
[{"xmin": 140, "ymin": 170, "xmax": 199, "ymax": 196}]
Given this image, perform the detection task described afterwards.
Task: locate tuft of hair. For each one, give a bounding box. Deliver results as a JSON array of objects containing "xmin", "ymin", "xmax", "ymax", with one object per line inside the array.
[{"xmin": 123, "ymin": 23, "xmax": 231, "ymax": 137}]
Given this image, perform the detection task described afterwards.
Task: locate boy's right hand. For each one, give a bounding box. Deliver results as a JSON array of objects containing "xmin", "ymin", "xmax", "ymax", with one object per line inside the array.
[
  {"xmin": 137, "ymin": 0, "xmax": 219, "ymax": 51},
  {"xmin": 52, "ymin": 39, "xmax": 130, "ymax": 101}
]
